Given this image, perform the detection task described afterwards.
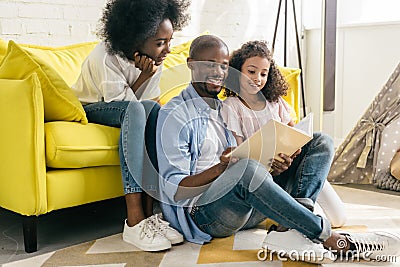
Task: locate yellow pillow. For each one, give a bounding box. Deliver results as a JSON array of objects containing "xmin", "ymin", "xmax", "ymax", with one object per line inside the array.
[
  {"xmin": 159, "ymin": 39, "xmax": 193, "ymax": 105},
  {"xmin": 0, "ymin": 38, "xmax": 7, "ymax": 63},
  {"xmin": 278, "ymin": 66, "xmax": 301, "ymax": 123},
  {"xmin": 22, "ymin": 41, "xmax": 98, "ymax": 86},
  {"xmin": 0, "ymin": 41, "xmax": 88, "ymax": 124},
  {"xmin": 160, "ymin": 32, "xmax": 210, "ymax": 105},
  {"xmin": 164, "ymin": 38, "xmax": 191, "ymax": 69},
  {"xmin": 0, "ymin": 39, "xmax": 97, "ymax": 86},
  {"xmin": 159, "ymin": 64, "xmax": 191, "ymax": 106}
]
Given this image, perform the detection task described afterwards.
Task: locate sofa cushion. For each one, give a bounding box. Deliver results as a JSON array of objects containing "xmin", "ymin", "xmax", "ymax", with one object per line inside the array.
[
  {"xmin": 0, "ymin": 41, "xmax": 88, "ymax": 124},
  {"xmin": 45, "ymin": 121, "xmax": 120, "ymax": 168}
]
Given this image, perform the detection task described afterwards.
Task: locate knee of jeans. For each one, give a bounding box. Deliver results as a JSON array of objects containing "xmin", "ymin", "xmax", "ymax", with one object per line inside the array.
[
  {"xmin": 125, "ymin": 101, "xmax": 146, "ymax": 122},
  {"xmin": 313, "ymin": 132, "xmax": 334, "ymax": 156},
  {"xmin": 141, "ymin": 100, "xmax": 160, "ymax": 116},
  {"xmin": 141, "ymin": 99, "xmax": 160, "ymax": 109},
  {"xmin": 234, "ymin": 159, "xmax": 259, "ymax": 174},
  {"xmin": 121, "ymin": 102, "xmax": 146, "ymax": 144},
  {"xmin": 245, "ymin": 158, "xmax": 270, "ymax": 174},
  {"xmin": 237, "ymin": 159, "xmax": 271, "ymax": 190}
]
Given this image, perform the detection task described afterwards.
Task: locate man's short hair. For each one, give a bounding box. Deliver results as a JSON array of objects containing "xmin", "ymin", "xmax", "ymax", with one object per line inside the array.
[{"xmin": 189, "ymin": 35, "xmax": 229, "ymax": 59}]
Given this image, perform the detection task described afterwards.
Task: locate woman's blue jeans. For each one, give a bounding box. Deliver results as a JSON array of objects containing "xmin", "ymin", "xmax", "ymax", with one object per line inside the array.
[
  {"xmin": 191, "ymin": 132, "xmax": 334, "ymax": 243},
  {"xmin": 83, "ymin": 100, "xmax": 160, "ymax": 195}
]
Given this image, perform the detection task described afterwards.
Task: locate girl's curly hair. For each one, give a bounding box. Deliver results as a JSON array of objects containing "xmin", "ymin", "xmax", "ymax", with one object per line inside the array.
[
  {"xmin": 224, "ymin": 40, "xmax": 288, "ymax": 103},
  {"xmin": 98, "ymin": 0, "xmax": 190, "ymax": 59}
]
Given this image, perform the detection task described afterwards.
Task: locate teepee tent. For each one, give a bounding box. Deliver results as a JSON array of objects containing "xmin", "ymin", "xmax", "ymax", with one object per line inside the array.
[{"xmin": 328, "ymin": 63, "xmax": 400, "ymax": 187}]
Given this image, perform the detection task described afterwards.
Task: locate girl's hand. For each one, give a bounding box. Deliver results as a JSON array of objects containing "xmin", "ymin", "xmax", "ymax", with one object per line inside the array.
[
  {"xmin": 133, "ymin": 52, "xmax": 158, "ymax": 76},
  {"xmin": 291, "ymin": 148, "xmax": 301, "ymax": 159},
  {"xmin": 270, "ymin": 152, "xmax": 295, "ymax": 176}
]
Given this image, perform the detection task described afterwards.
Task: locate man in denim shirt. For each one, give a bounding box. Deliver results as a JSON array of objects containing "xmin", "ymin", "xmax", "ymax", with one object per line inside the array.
[{"xmin": 156, "ymin": 35, "xmax": 400, "ymax": 263}]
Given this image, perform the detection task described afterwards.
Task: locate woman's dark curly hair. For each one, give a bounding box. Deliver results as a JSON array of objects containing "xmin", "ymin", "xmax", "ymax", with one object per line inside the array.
[
  {"xmin": 224, "ymin": 40, "xmax": 288, "ymax": 103},
  {"xmin": 98, "ymin": 0, "xmax": 190, "ymax": 59}
]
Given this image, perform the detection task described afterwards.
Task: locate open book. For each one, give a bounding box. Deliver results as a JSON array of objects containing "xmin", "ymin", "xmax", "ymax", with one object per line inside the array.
[{"xmin": 229, "ymin": 113, "xmax": 314, "ymax": 170}]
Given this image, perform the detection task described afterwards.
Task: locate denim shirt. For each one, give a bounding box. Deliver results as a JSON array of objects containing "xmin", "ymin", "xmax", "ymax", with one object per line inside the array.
[{"xmin": 156, "ymin": 84, "xmax": 236, "ymax": 244}]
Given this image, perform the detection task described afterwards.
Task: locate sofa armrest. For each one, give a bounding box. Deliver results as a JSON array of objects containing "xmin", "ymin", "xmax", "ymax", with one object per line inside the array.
[{"xmin": 0, "ymin": 74, "xmax": 47, "ymax": 215}]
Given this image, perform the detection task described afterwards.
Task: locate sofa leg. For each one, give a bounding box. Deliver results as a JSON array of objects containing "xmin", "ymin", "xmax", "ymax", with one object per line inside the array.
[{"xmin": 22, "ymin": 216, "xmax": 37, "ymax": 253}]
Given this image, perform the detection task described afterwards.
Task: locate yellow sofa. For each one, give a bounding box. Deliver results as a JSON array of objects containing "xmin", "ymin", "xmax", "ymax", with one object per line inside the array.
[
  {"xmin": 0, "ymin": 37, "xmax": 301, "ymax": 253},
  {"xmin": 0, "ymin": 39, "xmax": 123, "ymax": 253}
]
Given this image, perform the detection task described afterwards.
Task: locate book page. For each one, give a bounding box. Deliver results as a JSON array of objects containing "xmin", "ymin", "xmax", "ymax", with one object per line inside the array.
[
  {"xmin": 293, "ymin": 112, "xmax": 313, "ymax": 136},
  {"xmin": 229, "ymin": 120, "xmax": 276, "ymax": 169},
  {"xmin": 229, "ymin": 114, "xmax": 314, "ymax": 170},
  {"xmin": 273, "ymin": 119, "xmax": 313, "ymax": 158}
]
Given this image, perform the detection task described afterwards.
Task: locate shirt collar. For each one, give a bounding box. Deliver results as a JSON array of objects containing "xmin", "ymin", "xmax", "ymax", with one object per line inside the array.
[{"xmin": 186, "ymin": 83, "xmax": 222, "ymax": 114}]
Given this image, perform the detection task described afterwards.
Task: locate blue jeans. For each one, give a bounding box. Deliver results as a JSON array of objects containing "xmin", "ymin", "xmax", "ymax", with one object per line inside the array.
[
  {"xmin": 191, "ymin": 132, "xmax": 334, "ymax": 243},
  {"xmin": 83, "ymin": 100, "xmax": 160, "ymax": 194}
]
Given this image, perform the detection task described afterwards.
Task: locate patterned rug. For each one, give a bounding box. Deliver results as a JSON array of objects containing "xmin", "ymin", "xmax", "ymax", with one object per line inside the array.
[{"xmin": 3, "ymin": 186, "xmax": 400, "ymax": 267}]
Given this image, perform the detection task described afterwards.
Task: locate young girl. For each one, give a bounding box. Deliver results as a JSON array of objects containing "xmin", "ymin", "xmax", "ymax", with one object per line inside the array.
[
  {"xmin": 72, "ymin": 0, "xmax": 190, "ymax": 251},
  {"xmin": 221, "ymin": 40, "xmax": 347, "ymax": 228}
]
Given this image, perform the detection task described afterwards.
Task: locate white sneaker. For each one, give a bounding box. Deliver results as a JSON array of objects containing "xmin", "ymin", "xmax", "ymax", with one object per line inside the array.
[
  {"xmin": 122, "ymin": 219, "xmax": 171, "ymax": 251},
  {"xmin": 149, "ymin": 214, "xmax": 184, "ymax": 245},
  {"xmin": 338, "ymin": 231, "xmax": 400, "ymax": 261},
  {"xmin": 262, "ymin": 229, "xmax": 335, "ymax": 264}
]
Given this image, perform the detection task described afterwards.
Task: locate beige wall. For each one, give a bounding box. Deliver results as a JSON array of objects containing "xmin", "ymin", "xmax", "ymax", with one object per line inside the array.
[{"xmin": 303, "ymin": 0, "xmax": 400, "ymax": 145}]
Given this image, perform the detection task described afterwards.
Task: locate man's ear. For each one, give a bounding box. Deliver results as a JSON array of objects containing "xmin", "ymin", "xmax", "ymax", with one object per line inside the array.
[{"xmin": 187, "ymin": 57, "xmax": 194, "ymax": 69}]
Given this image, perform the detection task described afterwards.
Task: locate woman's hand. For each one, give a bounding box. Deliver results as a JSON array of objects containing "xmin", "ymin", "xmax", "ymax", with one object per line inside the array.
[
  {"xmin": 133, "ymin": 52, "xmax": 158, "ymax": 77},
  {"xmin": 129, "ymin": 52, "xmax": 159, "ymax": 94}
]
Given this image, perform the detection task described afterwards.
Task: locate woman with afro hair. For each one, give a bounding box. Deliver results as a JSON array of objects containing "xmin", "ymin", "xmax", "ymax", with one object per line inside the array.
[
  {"xmin": 72, "ymin": 0, "xmax": 190, "ymax": 251},
  {"xmin": 221, "ymin": 40, "xmax": 347, "ymax": 230}
]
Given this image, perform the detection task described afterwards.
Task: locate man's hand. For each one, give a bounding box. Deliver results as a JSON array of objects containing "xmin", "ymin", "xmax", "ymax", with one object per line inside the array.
[
  {"xmin": 133, "ymin": 52, "xmax": 158, "ymax": 77},
  {"xmin": 270, "ymin": 149, "xmax": 301, "ymax": 176},
  {"xmin": 219, "ymin": 147, "xmax": 239, "ymax": 168}
]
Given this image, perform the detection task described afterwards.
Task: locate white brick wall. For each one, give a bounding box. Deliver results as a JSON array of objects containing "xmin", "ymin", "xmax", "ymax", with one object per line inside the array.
[
  {"xmin": 0, "ymin": 0, "xmax": 302, "ymax": 66},
  {"xmin": 0, "ymin": 0, "xmax": 105, "ymax": 46}
]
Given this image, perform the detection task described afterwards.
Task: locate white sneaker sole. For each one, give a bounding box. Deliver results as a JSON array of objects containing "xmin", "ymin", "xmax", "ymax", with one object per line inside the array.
[
  {"xmin": 123, "ymin": 235, "xmax": 171, "ymax": 252},
  {"xmin": 169, "ymin": 235, "xmax": 184, "ymax": 245}
]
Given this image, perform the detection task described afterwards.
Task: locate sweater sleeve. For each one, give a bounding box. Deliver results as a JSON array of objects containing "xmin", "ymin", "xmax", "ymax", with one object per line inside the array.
[
  {"xmin": 278, "ymin": 97, "xmax": 294, "ymax": 124},
  {"xmin": 221, "ymin": 97, "xmax": 244, "ymax": 138}
]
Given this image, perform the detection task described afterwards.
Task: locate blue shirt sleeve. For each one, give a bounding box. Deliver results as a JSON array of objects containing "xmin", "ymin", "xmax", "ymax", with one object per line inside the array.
[{"xmin": 156, "ymin": 101, "xmax": 193, "ymax": 205}]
